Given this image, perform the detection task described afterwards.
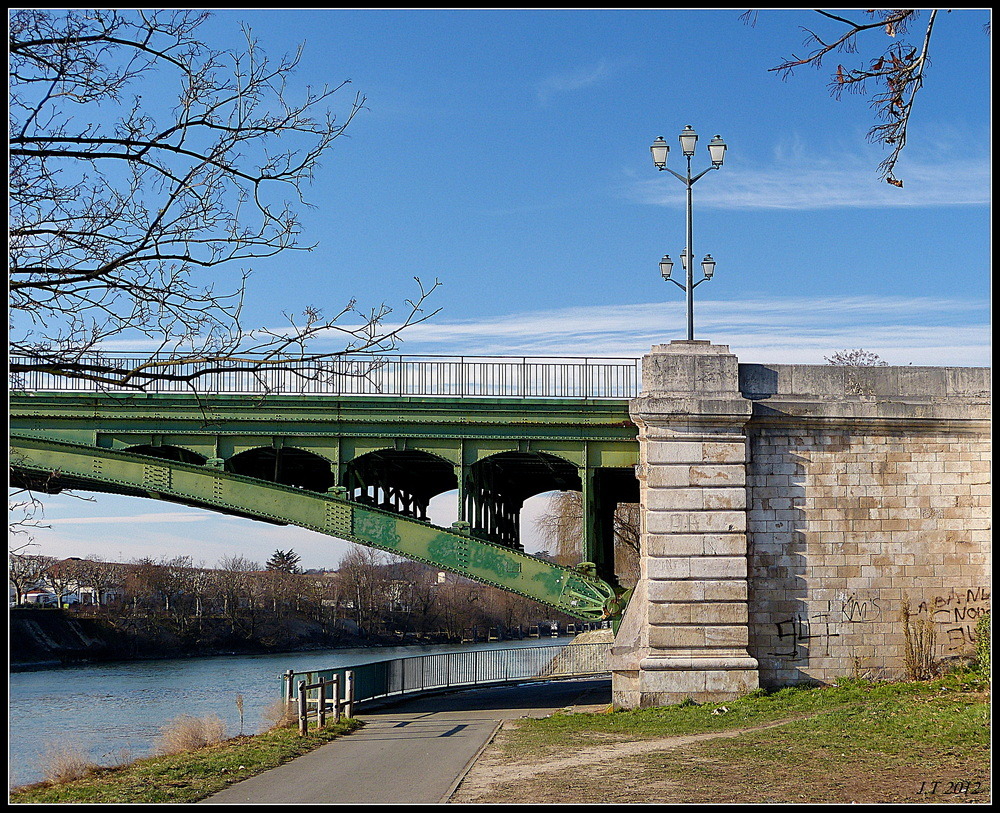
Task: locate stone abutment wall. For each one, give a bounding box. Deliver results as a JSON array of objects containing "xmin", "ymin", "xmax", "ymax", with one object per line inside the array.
[{"xmin": 611, "ymin": 342, "xmax": 991, "ymax": 708}]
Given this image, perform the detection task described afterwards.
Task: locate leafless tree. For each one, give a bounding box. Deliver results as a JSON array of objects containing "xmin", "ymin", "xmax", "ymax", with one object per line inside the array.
[
  {"xmin": 215, "ymin": 553, "xmax": 260, "ymax": 610},
  {"xmin": 7, "ymin": 494, "xmax": 47, "ymax": 555},
  {"xmin": 186, "ymin": 565, "xmax": 215, "ymax": 617},
  {"xmin": 436, "ymin": 579, "xmax": 482, "ymax": 640},
  {"xmin": 44, "ymin": 558, "xmax": 84, "ymax": 606},
  {"xmin": 126, "ymin": 555, "xmax": 192, "ymax": 613},
  {"xmin": 534, "ymin": 491, "xmax": 640, "ymax": 587},
  {"xmin": 745, "ymin": 9, "xmax": 976, "ymax": 187},
  {"xmin": 8, "ymin": 552, "xmax": 56, "ymax": 605},
  {"xmin": 337, "ymin": 544, "xmax": 391, "ymax": 630},
  {"xmin": 612, "ymin": 503, "xmax": 641, "ymax": 588},
  {"xmin": 534, "ymin": 490, "xmax": 585, "ymax": 569},
  {"xmin": 74, "ymin": 555, "xmax": 124, "ymax": 606},
  {"xmin": 9, "ymin": 9, "xmax": 439, "ymax": 392},
  {"xmin": 824, "ymin": 349, "xmax": 888, "ymax": 367}
]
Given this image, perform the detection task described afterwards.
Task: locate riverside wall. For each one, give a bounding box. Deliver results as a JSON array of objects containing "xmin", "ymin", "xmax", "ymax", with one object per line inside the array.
[{"xmin": 611, "ymin": 342, "xmax": 991, "ymax": 708}]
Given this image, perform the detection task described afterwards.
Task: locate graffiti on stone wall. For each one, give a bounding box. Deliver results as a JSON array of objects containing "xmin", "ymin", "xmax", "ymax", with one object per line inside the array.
[
  {"xmin": 768, "ymin": 595, "xmax": 878, "ymax": 660},
  {"xmin": 767, "ymin": 587, "xmax": 990, "ymax": 661},
  {"xmin": 768, "ymin": 610, "xmax": 840, "ymax": 660},
  {"xmin": 915, "ymin": 587, "xmax": 991, "ymax": 653},
  {"xmin": 841, "ymin": 593, "xmax": 882, "ymax": 623}
]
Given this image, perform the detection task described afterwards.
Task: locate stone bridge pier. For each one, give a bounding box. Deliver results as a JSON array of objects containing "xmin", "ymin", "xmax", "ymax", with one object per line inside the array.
[
  {"xmin": 612, "ymin": 341, "xmax": 758, "ymax": 706},
  {"xmin": 611, "ymin": 340, "xmax": 991, "ymax": 709}
]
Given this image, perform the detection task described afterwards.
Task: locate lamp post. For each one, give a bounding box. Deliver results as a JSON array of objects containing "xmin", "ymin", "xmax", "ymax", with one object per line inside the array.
[{"xmin": 650, "ymin": 126, "xmax": 727, "ymax": 340}]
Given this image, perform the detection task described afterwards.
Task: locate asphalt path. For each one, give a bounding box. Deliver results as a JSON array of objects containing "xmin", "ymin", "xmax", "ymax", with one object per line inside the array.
[{"xmin": 201, "ymin": 677, "xmax": 611, "ymax": 805}]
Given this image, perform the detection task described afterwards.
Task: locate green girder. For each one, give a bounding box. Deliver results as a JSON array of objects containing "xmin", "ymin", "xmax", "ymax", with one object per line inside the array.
[{"xmin": 9, "ymin": 435, "xmax": 622, "ymax": 621}]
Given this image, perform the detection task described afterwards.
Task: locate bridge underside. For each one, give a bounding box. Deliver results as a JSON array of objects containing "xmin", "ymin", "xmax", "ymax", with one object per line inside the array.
[
  {"xmin": 10, "ymin": 392, "xmax": 639, "ymax": 620},
  {"xmin": 10, "ymin": 435, "xmax": 629, "ymax": 621}
]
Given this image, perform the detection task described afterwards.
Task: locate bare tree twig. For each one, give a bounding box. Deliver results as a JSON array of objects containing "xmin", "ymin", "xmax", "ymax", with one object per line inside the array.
[
  {"xmin": 9, "ymin": 10, "xmax": 438, "ymax": 393},
  {"xmin": 746, "ymin": 9, "xmax": 951, "ymax": 186}
]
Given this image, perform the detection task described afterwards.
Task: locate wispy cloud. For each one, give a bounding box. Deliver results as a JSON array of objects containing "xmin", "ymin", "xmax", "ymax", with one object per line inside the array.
[
  {"xmin": 535, "ymin": 60, "xmax": 611, "ymax": 105},
  {"xmin": 97, "ymin": 297, "xmax": 992, "ymax": 364},
  {"xmin": 364, "ymin": 295, "xmax": 990, "ymax": 366},
  {"xmin": 95, "ymin": 296, "xmax": 990, "ymax": 368},
  {"xmin": 633, "ymin": 146, "xmax": 991, "ymax": 210}
]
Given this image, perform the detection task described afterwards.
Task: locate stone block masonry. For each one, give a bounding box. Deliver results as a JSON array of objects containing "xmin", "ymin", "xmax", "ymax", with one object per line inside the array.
[
  {"xmin": 611, "ymin": 342, "xmax": 990, "ymax": 709},
  {"xmin": 612, "ymin": 342, "xmax": 759, "ymax": 708},
  {"xmin": 744, "ymin": 365, "xmax": 991, "ymax": 688}
]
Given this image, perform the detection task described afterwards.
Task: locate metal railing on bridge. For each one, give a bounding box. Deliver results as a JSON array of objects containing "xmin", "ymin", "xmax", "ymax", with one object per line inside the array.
[
  {"xmin": 11, "ymin": 354, "xmax": 641, "ymax": 399},
  {"xmin": 281, "ymin": 641, "xmax": 612, "ymax": 710}
]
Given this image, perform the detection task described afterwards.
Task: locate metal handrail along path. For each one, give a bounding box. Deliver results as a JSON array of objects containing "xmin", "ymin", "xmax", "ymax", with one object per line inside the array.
[{"xmin": 281, "ymin": 641, "xmax": 613, "ymax": 709}]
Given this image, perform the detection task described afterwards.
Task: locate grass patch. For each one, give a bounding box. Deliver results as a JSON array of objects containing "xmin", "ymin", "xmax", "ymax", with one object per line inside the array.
[
  {"xmin": 505, "ymin": 668, "xmax": 989, "ymax": 756},
  {"xmin": 8, "ymin": 719, "xmax": 362, "ymax": 804},
  {"xmin": 469, "ymin": 668, "xmax": 990, "ymax": 804},
  {"xmin": 611, "ymin": 685, "xmax": 991, "ymax": 804}
]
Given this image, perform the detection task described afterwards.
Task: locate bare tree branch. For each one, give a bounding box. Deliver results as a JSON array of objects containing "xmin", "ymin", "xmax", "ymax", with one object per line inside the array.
[
  {"xmin": 746, "ymin": 9, "xmax": 956, "ymax": 186},
  {"xmin": 9, "ymin": 9, "xmax": 439, "ymax": 392}
]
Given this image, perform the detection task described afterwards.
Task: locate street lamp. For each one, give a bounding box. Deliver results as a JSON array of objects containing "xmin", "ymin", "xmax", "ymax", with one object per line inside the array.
[{"xmin": 650, "ymin": 126, "xmax": 727, "ymax": 340}]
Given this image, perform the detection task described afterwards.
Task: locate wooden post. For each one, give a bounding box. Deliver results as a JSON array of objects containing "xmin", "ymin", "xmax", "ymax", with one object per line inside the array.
[
  {"xmin": 317, "ymin": 677, "xmax": 326, "ymax": 728},
  {"xmin": 332, "ymin": 674, "xmax": 342, "ymax": 723},
  {"xmin": 285, "ymin": 669, "xmax": 295, "ymax": 701},
  {"xmin": 344, "ymin": 670, "xmax": 355, "ymax": 719},
  {"xmin": 297, "ymin": 680, "xmax": 307, "ymax": 736}
]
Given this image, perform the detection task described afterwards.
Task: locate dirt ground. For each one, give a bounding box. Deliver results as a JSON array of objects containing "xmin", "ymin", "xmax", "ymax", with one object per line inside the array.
[{"xmin": 448, "ymin": 717, "xmax": 991, "ymax": 805}]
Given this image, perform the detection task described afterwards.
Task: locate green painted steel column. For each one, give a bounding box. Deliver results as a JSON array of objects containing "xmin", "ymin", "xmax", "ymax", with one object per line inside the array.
[
  {"xmin": 455, "ymin": 442, "xmax": 466, "ymax": 523},
  {"xmin": 581, "ymin": 467, "xmax": 618, "ymax": 588}
]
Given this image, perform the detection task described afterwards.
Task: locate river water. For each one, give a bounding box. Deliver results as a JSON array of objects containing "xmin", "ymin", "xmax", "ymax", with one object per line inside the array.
[{"xmin": 8, "ymin": 636, "xmax": 574, "ymax": 788}]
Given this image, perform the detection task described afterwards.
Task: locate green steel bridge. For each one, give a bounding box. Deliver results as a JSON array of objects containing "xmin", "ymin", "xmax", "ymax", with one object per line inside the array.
[{"xmin": 10, "ymin": 355, "xmax": 641, "ymax": 622}]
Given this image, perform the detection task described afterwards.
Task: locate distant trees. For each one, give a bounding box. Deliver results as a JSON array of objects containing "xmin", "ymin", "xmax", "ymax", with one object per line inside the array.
[
  {"xmin": 336, "ymin": 544, "xmax": 394, "ymax": 630},
  {"xmin": 44, "ymin": 558, "xmax": 84, "ymax": 607},
  {"xmin": 72, "ymin": 556, "xmax": 123, "ymax": 607},
  {"xmin": 9, "ymin": 546, "xmax": 574, "ymax": 643},
  {"xmin": 7, "ymin": 552, "xmax": 56, "ymax": 605},
  {"xmin": 266, "ymin": 549, "xmax": 303, "ymax": 574}
]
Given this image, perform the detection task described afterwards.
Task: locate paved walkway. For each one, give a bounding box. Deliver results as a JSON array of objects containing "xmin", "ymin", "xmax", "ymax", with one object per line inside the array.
[{"xmin": 201, "ymin": 677, "xmax": 611, "ymax": 805}]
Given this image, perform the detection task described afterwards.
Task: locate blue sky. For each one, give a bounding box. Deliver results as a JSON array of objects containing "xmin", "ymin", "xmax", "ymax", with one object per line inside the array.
[{"xmin": 17, "ymin": 9, "xmax": 991, "ymax": 570}]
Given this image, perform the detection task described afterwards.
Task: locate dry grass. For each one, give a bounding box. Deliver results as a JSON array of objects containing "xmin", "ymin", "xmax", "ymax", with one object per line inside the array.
[
  {"xmin": 41, "ymin": 742, "xmax": 98, "ymax": 785},
  {"xmin": 261, "ymin": 699, "xmax": 298, "ymax": 730},
  {"xmin": 901, "ymin": 596, "xmax": 937, "ymax": 681},
  {"xmin": 10, "ymin": 718, "xmax": 363, "ymax": 804},
  {"xmin": 155, "ymin": 714, "xmax": 227, "ymax": 756}
]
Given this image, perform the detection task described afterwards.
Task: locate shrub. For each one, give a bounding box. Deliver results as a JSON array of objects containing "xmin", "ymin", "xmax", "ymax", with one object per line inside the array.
[
  {"xmin": 41, "ymin": 742, "xmax": 97, "ymax": 785},
  {"xmin": 155, "ymin": 714, "xmax": 227, "ymax": 755},
  {"xmin": 262, "ymin": 699, "xmax": 298, "ymax": 730},
  {"xmin": 974, "ymin": 611, "xmax": 990, "ymax": 677},
  {"xmin": 900, "ymin": 597, "xmax": 936, "ymax": 681}
]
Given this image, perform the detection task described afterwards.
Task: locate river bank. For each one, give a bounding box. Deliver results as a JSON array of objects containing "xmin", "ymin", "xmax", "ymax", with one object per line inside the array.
[
  {"xmin": 9, "ymin": 631, "xmax": 579, "ymax": 788},
  {"xmin": 8, "ymin": 607, "xmax": 467, "ymax": 671}
]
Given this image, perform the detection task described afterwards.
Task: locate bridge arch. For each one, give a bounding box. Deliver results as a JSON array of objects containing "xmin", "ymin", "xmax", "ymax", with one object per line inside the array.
[
  {"xmin": 345, "ymin": 448, "xmax": 457, "ymax": 521},
  {"xmin": 465, "ymin": 451, "xmax": 582, "ymax": 550},
  {"xmin": 226, "ymin": 446, "xmax": 336, "ymax": 492}
]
